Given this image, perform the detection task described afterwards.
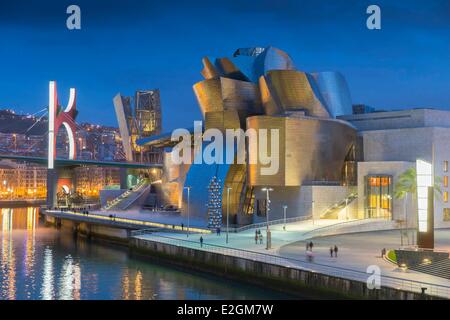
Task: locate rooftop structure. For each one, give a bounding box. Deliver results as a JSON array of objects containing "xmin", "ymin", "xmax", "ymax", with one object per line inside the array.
[{"xmin": 114, "ymin": 89, "xmax": 163, "ymax": 164}]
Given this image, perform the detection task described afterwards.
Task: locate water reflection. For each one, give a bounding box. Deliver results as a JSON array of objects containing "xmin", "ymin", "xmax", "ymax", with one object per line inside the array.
[
  {"xmin": 0, "ymin": 207, "xmax": 289, "ymax": 300},
  {"xmin": 41, "ymin": 247, "xmax": 54, "ymax": 300}
]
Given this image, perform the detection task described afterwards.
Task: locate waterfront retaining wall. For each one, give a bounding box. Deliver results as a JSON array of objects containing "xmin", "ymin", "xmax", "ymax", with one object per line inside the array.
[{"xmin": 130, "ymin": 237, "xmax": 436, "ymax": 300}]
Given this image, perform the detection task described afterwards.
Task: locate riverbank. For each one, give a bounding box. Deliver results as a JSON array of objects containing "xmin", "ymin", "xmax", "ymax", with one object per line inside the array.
[{"xmin": 41, "ymin": 209, "xmax": 442, "ymax": 300}]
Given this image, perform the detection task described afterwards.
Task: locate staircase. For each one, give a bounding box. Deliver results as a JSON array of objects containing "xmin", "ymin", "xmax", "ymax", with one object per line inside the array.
[
  {"xmin": 320, "ymin": 192, "xmax": 358, "ymax": 219},
  {"xmin": 102, "ymin": 180, "xmax": 150, "ymax": 211},
  {"xmin": 409, "ymin": 259, "xmax": 450, "ymax": 280}
]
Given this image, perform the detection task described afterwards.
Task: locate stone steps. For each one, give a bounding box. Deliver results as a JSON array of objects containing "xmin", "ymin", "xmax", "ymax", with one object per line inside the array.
[{"xmin": 410, "ymin": 259, "xmax": 450, "ymax": 280}]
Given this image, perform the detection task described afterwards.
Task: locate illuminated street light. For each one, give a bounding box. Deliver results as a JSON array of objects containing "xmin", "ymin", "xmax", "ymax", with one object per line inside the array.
[
  {"xmin": 184, "ymin": 186, "xmax": 191, "ymax": 237},
  {"xmin": 261, "ymin": 187, "xmax": 273, "ymax": 250},
  {"xmin": 226, "ymin": 187, "xmax": 232, "ymax": 244},
  {"xmin": 282, "ymin": 205, "xmax": 288, "ymax": 231}
]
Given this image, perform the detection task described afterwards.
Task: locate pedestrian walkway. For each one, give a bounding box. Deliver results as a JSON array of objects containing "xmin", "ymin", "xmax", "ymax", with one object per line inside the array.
[{"xmin": 134, "ymin": 224, "xmax": 450, "ymax": 298}]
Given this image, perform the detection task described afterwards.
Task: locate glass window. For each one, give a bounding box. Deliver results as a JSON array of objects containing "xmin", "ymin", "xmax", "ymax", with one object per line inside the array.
[
  {"xmin": 364, "ymin": 175, "xmax": 392, "ymax": 219},
  {"xmin": 445, "ymin": 176, "xmax": 449, "ymax": 188},
  {"xmin": 445, "ymin": 192, "xmax": 449, "ymax": 203},
  {"xmin": 445, "ymin": 161, "xmax": 449, "ymax": 173}
]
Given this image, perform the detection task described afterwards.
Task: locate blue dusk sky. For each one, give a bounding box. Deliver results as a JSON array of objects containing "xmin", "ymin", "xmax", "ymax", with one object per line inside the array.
[{"xmin": 0, "ymin": 0, "xmax": 449, "ymax": 130}]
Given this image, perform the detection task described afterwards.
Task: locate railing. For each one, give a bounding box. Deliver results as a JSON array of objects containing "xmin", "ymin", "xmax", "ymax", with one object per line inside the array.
[
  {"xmin": 102, "ymin": 179, "xmax": 148, "ymax": 211},
  {"xmin": 44, "ymin": 209, "xmax": 211, "ymax": 234},
  {"xmin": 320, "ymin": 192, "xmax": 358, "ymax": 219},
  {"xmin": 120, "ymin": 184, "xmax": 151, "ymax": 210},
  {"xmin": 228, "ymin": 215, "xmax": 312, "ymax": 233},
  {"xmin": 134, "ymin": 233, "xmax": 450, "ymax": 299},
  {"xmin": 301, "ymin": 218, "xmax": 397, "ymax": 239}
]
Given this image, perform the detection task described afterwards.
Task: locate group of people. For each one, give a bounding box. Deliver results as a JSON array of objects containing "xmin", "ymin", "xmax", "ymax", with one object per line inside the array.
[
  {"xmin": 108, "ymin": 214, "xmax": 117, "ymax": 221},
  {"xmin": 52, "ymin": 206, "xmax": 92, "ymax": 213},
  {"xmin": 254, "ymin": 229, "xmax": 264, "ymax": 245},
  {"xmin": 305, "ymin": 241, "xmax": 340, "ymax": 259},
  {"xmin": 329, "ymin": 245, "xmax": 339, "ymax": 258}
]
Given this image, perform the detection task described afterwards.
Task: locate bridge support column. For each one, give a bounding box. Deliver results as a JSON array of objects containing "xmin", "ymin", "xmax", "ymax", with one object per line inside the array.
[
  {"xmin": 120, "ymin": 168, "xmax": 128, "ymax": 189},
  {"xmin": 47, "ymin": 168, "xmax": 58, "ymax": 209}
]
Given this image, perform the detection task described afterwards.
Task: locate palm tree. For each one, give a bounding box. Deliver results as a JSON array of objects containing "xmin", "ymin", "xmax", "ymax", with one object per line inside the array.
[{"xmin": 394, "ymin": 167, "xmax": 441, "ymax": 245}]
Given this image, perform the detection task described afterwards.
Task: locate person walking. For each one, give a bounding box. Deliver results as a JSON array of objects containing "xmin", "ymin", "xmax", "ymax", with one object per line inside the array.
[
  {"xmin": 309, "ymin": 241, "xmax": 314, "ymax": 252},
  {"xmin": 334, "ymin": 245, "xmax": 338, "ymax": 258},
  {"xmin": 255, "ymin": 232, "xmax": 258, "ymax": 244},
  {"xmin": 200, "ymin": 236, "xmax": 204, "ymax": 248},
  {"xmin": 330, "ymin": 246, "xmax": 334, "ymax": 257},
  {"xmin": 218, "ymin": 227, "xmax": 221, "ymax": 236},
  {"xmin": 259, "ymin": 233, "xmax": 263, "ymax": 245},
  {"xmin": 181, "ymin": 223, "xmax": 184, "ymax": 231},
  {"xmin": 381, "ymin": 248, "xmax": 386, "ymax": 258}
]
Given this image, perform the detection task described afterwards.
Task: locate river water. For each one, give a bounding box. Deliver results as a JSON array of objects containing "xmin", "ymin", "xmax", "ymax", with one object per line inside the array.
[{"xmin": 0, "ymin": 207, "xmax": 290, "ymax": 300}]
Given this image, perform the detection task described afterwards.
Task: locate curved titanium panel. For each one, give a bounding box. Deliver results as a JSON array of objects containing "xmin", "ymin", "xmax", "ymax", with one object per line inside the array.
[
  {"xmin": 261, "ymin": 70, "xmax": 330, "ymax": 118},
  {"xmin": 200, "ymin": 57, "xmax": 219, "ymax": 80},
  {"xmin": 215, "ymin": 58, "xmax": 249, "ymax": 81},
  {"xmin": 193, "ymin": 78, "xmax": 224, "ymax": 116},
  {"xmin": 312, "ymin": 72, "xmax": 352, "ymax": 117},
  {"xmin": 193, "ymin": 77, "xmax": 262, "ymax": 124},
  {"xmin": 204, "ymin": 110, "xmax": 242, "ymax": 131},
  {"xmin": 254, "ymin": 46, "xmax": 295, "ymax": 76},
  {"xmin": 221, "ymin": 77, "xmax": 262, "ymax": 115},
  {"xmin": 258, "ymin": 75, "xmax": 284, "ymax": 115},
  {"xmin": 246, "ymin": 115, "xmax": 356, "ymax": 187}
]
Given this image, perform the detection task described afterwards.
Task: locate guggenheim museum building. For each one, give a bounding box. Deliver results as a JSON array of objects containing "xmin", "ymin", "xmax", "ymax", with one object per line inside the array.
[
  {"xmin": 138, "ymin": 46, "xmax": 358, "ymax": 227},
  {"xmin": 135, "ymin": 46, "xmax": 450, "ymax": 231}
]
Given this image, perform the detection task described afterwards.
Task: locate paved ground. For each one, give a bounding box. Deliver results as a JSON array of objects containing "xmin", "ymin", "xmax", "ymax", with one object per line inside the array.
[
  {"xmin": 279, "ymin": 230, "xmax": 450, "ymax": 286},
  {"xmin": 73, "ymin": 208, "xmax": 450, "ymax": 296},
  {"xmin": 135, "ymin": 221, "xmax": 450, "ymax": 297}
]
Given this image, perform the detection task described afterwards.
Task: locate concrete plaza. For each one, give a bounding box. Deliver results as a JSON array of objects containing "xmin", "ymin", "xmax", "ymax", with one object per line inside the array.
[{"xmin": 134, "ymin": 219, "xmax": 450, "ymax": 297}]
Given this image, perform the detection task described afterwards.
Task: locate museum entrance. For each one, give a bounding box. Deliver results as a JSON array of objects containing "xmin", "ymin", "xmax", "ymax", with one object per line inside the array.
[{"xmin": 364, "ymin": 175, "xmax": 392, "ymax": 219}]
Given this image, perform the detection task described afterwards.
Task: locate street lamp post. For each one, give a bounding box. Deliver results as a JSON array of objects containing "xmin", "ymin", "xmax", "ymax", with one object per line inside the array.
[
  {"xmin": 184, "ymin": 186, "xmax": 191, "ymax": 237},
  {"xmin": 345, "ymin": 198, "xmax": 349, "ymax": 220},
  {"xmin": 262, "ymin": 187, "xmax": 273, "ymax": 250},
  {"xmin": 226, "ymin": 187, "xmax": 231, "ymax": 244},
  {"xmin": 282, "ymin": 205, "xmax": 288, "ymax": 231}
]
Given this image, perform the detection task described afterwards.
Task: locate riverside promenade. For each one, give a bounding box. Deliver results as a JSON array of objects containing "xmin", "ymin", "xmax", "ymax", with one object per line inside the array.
[
  {"xmin": 133, "ymin": 221, "xmax": 450, "ymax": 299},
  {"xmin": 42, "ymin": 209, "xmax": 450, "ymax": 299}
]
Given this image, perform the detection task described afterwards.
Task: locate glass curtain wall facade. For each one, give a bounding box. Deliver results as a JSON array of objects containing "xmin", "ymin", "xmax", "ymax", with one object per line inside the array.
[{"xmin": 364, "ymin": 175, "xmax": 393, "ymax": 219}]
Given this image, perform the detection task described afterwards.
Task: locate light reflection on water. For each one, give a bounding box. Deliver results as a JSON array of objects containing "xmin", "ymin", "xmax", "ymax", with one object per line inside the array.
[{"xmin": 0, "ymin": 207, "xmax": 290, "ymax": 300}]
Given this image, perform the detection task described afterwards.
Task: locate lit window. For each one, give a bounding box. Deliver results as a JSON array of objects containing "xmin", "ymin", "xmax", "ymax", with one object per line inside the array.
[
  {"xmin": 444, "ymin": 208, "xmax": 450, "ymax": 221},
  {"xmin": 445, "ymin": 161, "xmax": 449, "ymax": 173},
  {"xmin": 445, "ymin": 176, "xmax": 449, "ymax": 188},
  {"xmin": 445, "ymin": 192, "xmax": 449, "ymax": 203}
]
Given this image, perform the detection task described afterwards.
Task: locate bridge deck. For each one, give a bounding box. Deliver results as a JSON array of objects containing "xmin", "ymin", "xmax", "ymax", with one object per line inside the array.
[{"xmin": 0, "ymin": 154, "xmax": 161, "ymax": 168}]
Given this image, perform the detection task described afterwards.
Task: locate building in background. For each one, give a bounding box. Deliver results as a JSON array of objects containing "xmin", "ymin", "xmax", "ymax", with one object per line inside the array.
[
  {"xmin": 74, "ymin": 166, "xmax": 120, "ymax": 199},
  {"xmin": 113, "ymin": 89, "xmax": 163, "ymax": 164},
  {"xmin": 0, "ymin": 109, "xmax": 125, "ymax": 162},
  {"xmin": 339, "ymin": 108, "xmax": 450, "ymax": 228},
  {"xmin": 0, "ymin": 160, "xmax": 47, "ymax": 199}
]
